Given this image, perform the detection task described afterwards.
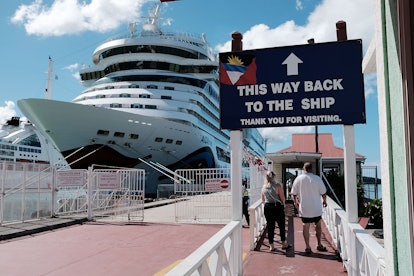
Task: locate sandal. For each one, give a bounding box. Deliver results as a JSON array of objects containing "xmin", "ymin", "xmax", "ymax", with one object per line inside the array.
[
  {"xmin": 317, "ymin": 245, "xmax": 327, "ymax": 252},
  {"xmin": 305, "ymin": 248, "xmax": 312, "ymax": 254},
  {"xmin": 282, "ymin": 242, "xmax": 291, "ymax": 250}
]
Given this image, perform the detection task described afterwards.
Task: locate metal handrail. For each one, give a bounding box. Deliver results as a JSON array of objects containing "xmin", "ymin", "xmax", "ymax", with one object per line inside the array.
[{"xmin": 322, "ymin": 173, "xmax": 344, "ymax": 209}]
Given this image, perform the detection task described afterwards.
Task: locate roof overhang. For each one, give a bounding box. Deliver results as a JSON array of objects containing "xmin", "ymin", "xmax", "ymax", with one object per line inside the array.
[
  {"xmin": 322, "ymin": 157, "xmax": 366, "ymax": 163},
  {"xmin": 266, "ymin": 152, "xmax": 322, "ymax": 164}
]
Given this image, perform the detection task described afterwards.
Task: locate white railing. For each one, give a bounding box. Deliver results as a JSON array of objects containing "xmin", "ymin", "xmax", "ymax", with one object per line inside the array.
[
  {"xmin": 0, "ymin": 162, "xmax": 146, "ymax": 224},
  {"xmin": 323, "ymin": 196, "xmax": 386, "ymax": 276},
  {"xmin": 1, "ymin": 162, "xmax": 54, "ymax": 224},
  {"xmin": 175, "ymin": 192, "xmax": 232, "ymax": 224},
  {"xmin": 173, "ymin": 167, "xmax": 265, "ymax": 224},
  {"xmin": 248, "ymin": 199, "xmax": 266, "ymax": 250},
  {"xmin": 166, "ymin": 220, "xmax": 242, "ymax": 276},
  {"xmin": 166, "ymin": 199, "xmax": 265, "ymax": 275}
]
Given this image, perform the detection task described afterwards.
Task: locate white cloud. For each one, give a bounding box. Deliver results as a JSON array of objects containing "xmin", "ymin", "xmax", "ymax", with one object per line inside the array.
[
  {"xmin": 72, "ymin": 72, "xmax": 81, "ymax": 81},
  {"xmin": 64, "ymin": 63, "xmax": 78, "ymax": 71},
  {"xmin": 364, "ymin": 73, "xmax": 377, "ymax": 98},
  {"xmin": 0, "ymin": 101, "xmax": 17, "ymax": 125},
  {"xmin": 295, "ymin": 0, "xmax": 304, "ymax": 10},
  {"xmin": 11, "ymin": 0, "xmax": 150, "ymax": 37},
  {"xmin": 216, "ymin": 0, "xmax": 374, "ymax": 52},
  {"xmin": 63, "ymin": 63, "xmax": 81, "ymax": 80},
  {"xmin": 259, "ymin": 126, "xmax": 314, "ymax": 152}
]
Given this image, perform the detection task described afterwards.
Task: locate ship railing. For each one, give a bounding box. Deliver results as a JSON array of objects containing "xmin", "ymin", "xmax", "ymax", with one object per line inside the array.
[{"xmin": 106, "ymin": 30, "xmax": 206, "ymax": 45}]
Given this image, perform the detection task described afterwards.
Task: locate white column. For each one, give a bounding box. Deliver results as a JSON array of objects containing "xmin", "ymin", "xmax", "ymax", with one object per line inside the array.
[
  {"xmin": 230, "ymin": 130, "xmax": 242, "ymax": 275},
  {"xmin": 343, "ymin": 125, "xmax": 358, "ymax": 276},
  {"xmin": 343, "ymin": 125, "xmax": 358, "ymax": 222}
]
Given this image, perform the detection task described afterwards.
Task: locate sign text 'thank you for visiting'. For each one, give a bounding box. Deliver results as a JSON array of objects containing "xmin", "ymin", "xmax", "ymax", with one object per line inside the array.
[{"xmin": 219, "ymin": 39, "xmax": 365, "ymax": 129}]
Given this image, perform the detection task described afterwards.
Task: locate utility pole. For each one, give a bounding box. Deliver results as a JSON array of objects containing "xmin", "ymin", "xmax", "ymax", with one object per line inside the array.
[{"xmin": 307, "ymin": 38, "xmax": 320, "ymax": 175}]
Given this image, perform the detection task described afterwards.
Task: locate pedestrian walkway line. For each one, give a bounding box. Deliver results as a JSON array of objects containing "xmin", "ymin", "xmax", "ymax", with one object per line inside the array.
[
  {"xmin": 153, "ymin": 252, "xmax": 248, "ymax": 275},
  {"xmin": 154, "ymin": 259, "xmax": 183, "ymax": 276}
]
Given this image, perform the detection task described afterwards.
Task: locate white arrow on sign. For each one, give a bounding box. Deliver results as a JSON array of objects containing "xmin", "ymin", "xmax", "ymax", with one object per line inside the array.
[{"xmin": 282, "ymin": 53, "xmax": 303, "ymax": 76}]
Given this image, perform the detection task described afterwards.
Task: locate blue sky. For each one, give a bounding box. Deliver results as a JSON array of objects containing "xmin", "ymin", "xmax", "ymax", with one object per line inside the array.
[{"xmin": 0, "ymin": 0, "xmax": 378, "ymax": 171}]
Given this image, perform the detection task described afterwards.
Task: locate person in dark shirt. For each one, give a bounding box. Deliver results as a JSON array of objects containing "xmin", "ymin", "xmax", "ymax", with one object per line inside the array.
[{"xmin": 242, "ymin": 179, "xmax": 250, "ymax": 227}]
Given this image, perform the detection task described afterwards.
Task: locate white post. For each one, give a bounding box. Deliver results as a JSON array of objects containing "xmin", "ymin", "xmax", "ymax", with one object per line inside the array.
[
  {"xmin": 51, "ymin": 167, "xmax": 56, "ymax": 217},
  {"xmin": 87, "ymin": 166, "xmax": 93, "ymax": 221},
  {"xmin": 1, "ymin": 162, "xmax": 5, "ymax": 223},
  {"xmin": 343, "ymin": 125, "xmax": 358, "ymax": 276},
  {"xmin": 343, "ymin": 125, "xmax": 358, "ymax": 222},
  {"xmin": 230, "ymin": 130, "xmax": 243, "ymax": 275}
]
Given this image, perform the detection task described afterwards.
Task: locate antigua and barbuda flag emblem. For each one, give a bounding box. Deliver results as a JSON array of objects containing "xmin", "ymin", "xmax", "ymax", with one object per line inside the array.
[{"xmin": 219, "ymin": 53, "xmax": 257, "ymax": 85}]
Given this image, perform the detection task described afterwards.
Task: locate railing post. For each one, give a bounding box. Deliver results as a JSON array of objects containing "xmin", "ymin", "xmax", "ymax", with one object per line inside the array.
[
  {"xmin": 21, "ymin": 164, "xmax": 26, "ymax": 221},
  {"xmin": 87, "ymin": 166, "xmax": 93, "ymax": 221},
  {"xmin": 1, "ymin": 161, "xmax": 5, "ymax": 224},
  {"xmin": 51, "ymin": 167, "xmax": 57, "ymax": 217}
]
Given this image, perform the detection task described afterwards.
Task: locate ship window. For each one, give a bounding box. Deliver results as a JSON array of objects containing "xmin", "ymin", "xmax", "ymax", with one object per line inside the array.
[
  {"xmin": 155, "ymin": 137, "xmax": 163, "ymax": 142},
  {"xmin": 17, "ymin": 134, "xmax": 41, "ymax": 147},
  {"xmin": 97, "ymin": 130, "xmax": 109, "ymax": 136},
  {"xmin": 216, "ymin": 147, "xmax": 230, "ymax": 163},
  {"xmin": 109, "ymin": 104, "xmax": 122, "ymax": 107},
  {"xmin": 139, "ymin": 94, "xmax": 151, "ymax": 98},
  {"xmin": 129, "ymin": 134, "xmax": 139, "ymax": 139},
  {"xmin": 131, "ymin": 103, "xmax": 143, "ymax": 108},
  {"xmin": 166, "ymin": 139, "xmax": 173, "ymax": 144},
  {"xmin": 147, "ymin": 85, "xmax": 158, "ymax": 89},
  {"xmin": 165, "ymin": 86, "xmax": 174, "ymax": 90},
  {"xmin": 176, "ymin": 140, "xmax": 182, "ymax": 145},
  {"xmin": 114, "ymin": 132, "xmax": 125, "ymax": 138},
  {"xmin": 161, "ymin": 95, "xmax": 172, "ymax": 100},
  {"xmin": 120, "ymin": 93, "xmax": 131, "ymax": 97},
  {"xmin": 96, "ymin": 94, "xmax": 106, "ymax": 98},
  {"xmin": 145, "ymin": 105, "xmax": 157, "ymax": 109},
  {"xmin": 105, "ymin": 86, "xmax": 115, "ymax": 89},
  {"xmin": 129, "ymin": 84, "xmax": 139, "ymax": 88}
]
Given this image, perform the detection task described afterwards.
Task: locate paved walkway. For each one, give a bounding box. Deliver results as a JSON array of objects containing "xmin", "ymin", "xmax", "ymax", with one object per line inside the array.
[
  {"xmin": 243, "ymin": 215, "xmax": 346, "ymax": 275},
  {"xmin": 0, "ymin": 201, "xmax": 346, "ymax": 275}
]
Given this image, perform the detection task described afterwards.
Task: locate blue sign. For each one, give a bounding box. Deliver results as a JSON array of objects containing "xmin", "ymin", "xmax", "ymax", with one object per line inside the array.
[{"xmin": 219, "ymin": 39, "xmax": 365, "ymax": 129}]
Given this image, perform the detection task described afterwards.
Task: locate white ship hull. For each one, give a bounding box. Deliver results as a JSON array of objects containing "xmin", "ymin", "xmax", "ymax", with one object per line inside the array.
[{"xmin": 18, "ymin": 98, "xmax": 229, "ymax": 195}]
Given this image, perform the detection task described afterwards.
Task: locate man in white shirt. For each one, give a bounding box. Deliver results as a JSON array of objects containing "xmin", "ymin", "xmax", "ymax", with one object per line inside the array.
[{"xmin": 291, "ymin": 162, "xmax": 327, "ymax": 254}]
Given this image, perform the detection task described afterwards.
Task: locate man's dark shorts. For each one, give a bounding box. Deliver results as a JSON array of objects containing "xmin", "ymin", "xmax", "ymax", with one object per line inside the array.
[{"xmin": 301, "ymin": 216, "xmax": 322, "ymax": 224}]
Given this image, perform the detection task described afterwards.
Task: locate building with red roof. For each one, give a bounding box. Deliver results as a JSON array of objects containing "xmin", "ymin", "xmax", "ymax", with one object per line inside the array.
[{"xmin": 266, "ymin": 133, "xmax": 365, "ymax": 184}]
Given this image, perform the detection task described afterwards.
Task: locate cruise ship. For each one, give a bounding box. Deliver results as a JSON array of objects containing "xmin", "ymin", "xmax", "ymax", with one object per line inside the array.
[
  {"xmin": 0, "ymin": 117, "xmax": 68, "ymax": 168},
  {"xmin": 18, "ymin": 1, "xmax": 266, "ymax": 196}
]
